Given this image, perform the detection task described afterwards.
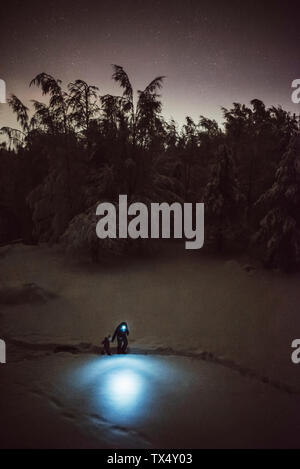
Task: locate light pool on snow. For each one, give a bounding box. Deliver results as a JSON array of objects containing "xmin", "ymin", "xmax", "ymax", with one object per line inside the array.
[{"xmin": 72, "ymin": 355, "xmax": 176, "ymax": 424}]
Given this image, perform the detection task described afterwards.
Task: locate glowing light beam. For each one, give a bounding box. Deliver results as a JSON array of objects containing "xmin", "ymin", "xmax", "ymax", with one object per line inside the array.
[{"xmin": 71, "ymin": 355, "xmax": 172, "ymax": 424}]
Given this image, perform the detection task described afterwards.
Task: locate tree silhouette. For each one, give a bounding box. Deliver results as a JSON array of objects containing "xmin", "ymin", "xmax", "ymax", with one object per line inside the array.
[
  {"xmin": 30, "ymin": 73, "xmax": 69, "ymax": 134},
  {"xmin": 111, "ymin": 64, "xmax": 165, "ymax": 149},
  {"xmin": 67, "ymin": 80, "xmax": 99, "ymax": 147},
  {"xmin": 1, "ymin": 66, "xmax": 300, "ymax": 270}
]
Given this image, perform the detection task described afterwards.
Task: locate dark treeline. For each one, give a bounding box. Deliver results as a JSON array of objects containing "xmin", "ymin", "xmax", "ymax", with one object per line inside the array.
[{"xmin": 1, "ymin": 66, "xmax": 300, "ymax": 271}]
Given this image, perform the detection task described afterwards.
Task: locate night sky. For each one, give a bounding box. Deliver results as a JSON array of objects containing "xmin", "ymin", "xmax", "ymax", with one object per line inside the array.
[{"xmin": 0, "ymin": 0, "xmax": 299, "ymax": 128}]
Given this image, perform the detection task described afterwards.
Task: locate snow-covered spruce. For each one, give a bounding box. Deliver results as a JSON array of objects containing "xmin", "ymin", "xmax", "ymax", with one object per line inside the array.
[
  {"xmin": 255, "ymin": 134, "xmax": 300, "ymax": 271},
  {"xmin": 203, "ymin": 144, "xmax": 245, "ymax": 251}
]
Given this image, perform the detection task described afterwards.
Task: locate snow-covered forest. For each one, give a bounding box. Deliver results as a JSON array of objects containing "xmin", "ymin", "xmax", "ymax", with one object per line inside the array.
[
  {"xmin": 2, "ymin": 67, "xmax": 300, "ymax": 448},
  {"xmin": 1, "ymin": 66, "xmax": 300, "ymax": 271}
]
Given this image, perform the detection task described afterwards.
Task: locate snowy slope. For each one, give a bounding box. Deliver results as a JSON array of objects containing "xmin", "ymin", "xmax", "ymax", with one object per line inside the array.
[
  {"xmin": 1, "ymin": 351, "xmax": 300, "ymax": 448},
  {"xmin": 1, "ymin": 243, "xmax": 300, "ymax": 389},
  {"xmin": 1, "ymin": 243, "xmax": 300, "ymax": 448}
]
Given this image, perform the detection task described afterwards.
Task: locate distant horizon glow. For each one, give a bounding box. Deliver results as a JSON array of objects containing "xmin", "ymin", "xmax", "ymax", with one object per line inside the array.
[{"xmin": 0, "ymin": 0, "xmax": 299, "ymax": 131}]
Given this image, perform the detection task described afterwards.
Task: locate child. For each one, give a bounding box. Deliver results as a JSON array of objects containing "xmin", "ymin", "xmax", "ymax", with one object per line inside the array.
[{"xmin": 101, "ymin": 335, "xmax": 112, "ymax": 355}]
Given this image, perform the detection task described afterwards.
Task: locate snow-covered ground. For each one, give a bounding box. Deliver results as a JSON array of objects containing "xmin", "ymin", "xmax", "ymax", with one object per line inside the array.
[
  {"xmin": 1, "ymin": 243, "xmax": 300, "ymax": 448},
  {"xmin": 1, "ymin": 351, "xmax": 300, "ymax": 448}
]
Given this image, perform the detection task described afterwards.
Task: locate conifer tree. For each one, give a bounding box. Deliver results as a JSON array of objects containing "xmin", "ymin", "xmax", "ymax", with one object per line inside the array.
[
  {"xmin": 204, "ymin": 144, "xmax": 245, "ymax": 250},
  {"xmin": 255, "ymin": 135, "xmax": 300, "ymax": 271}
]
